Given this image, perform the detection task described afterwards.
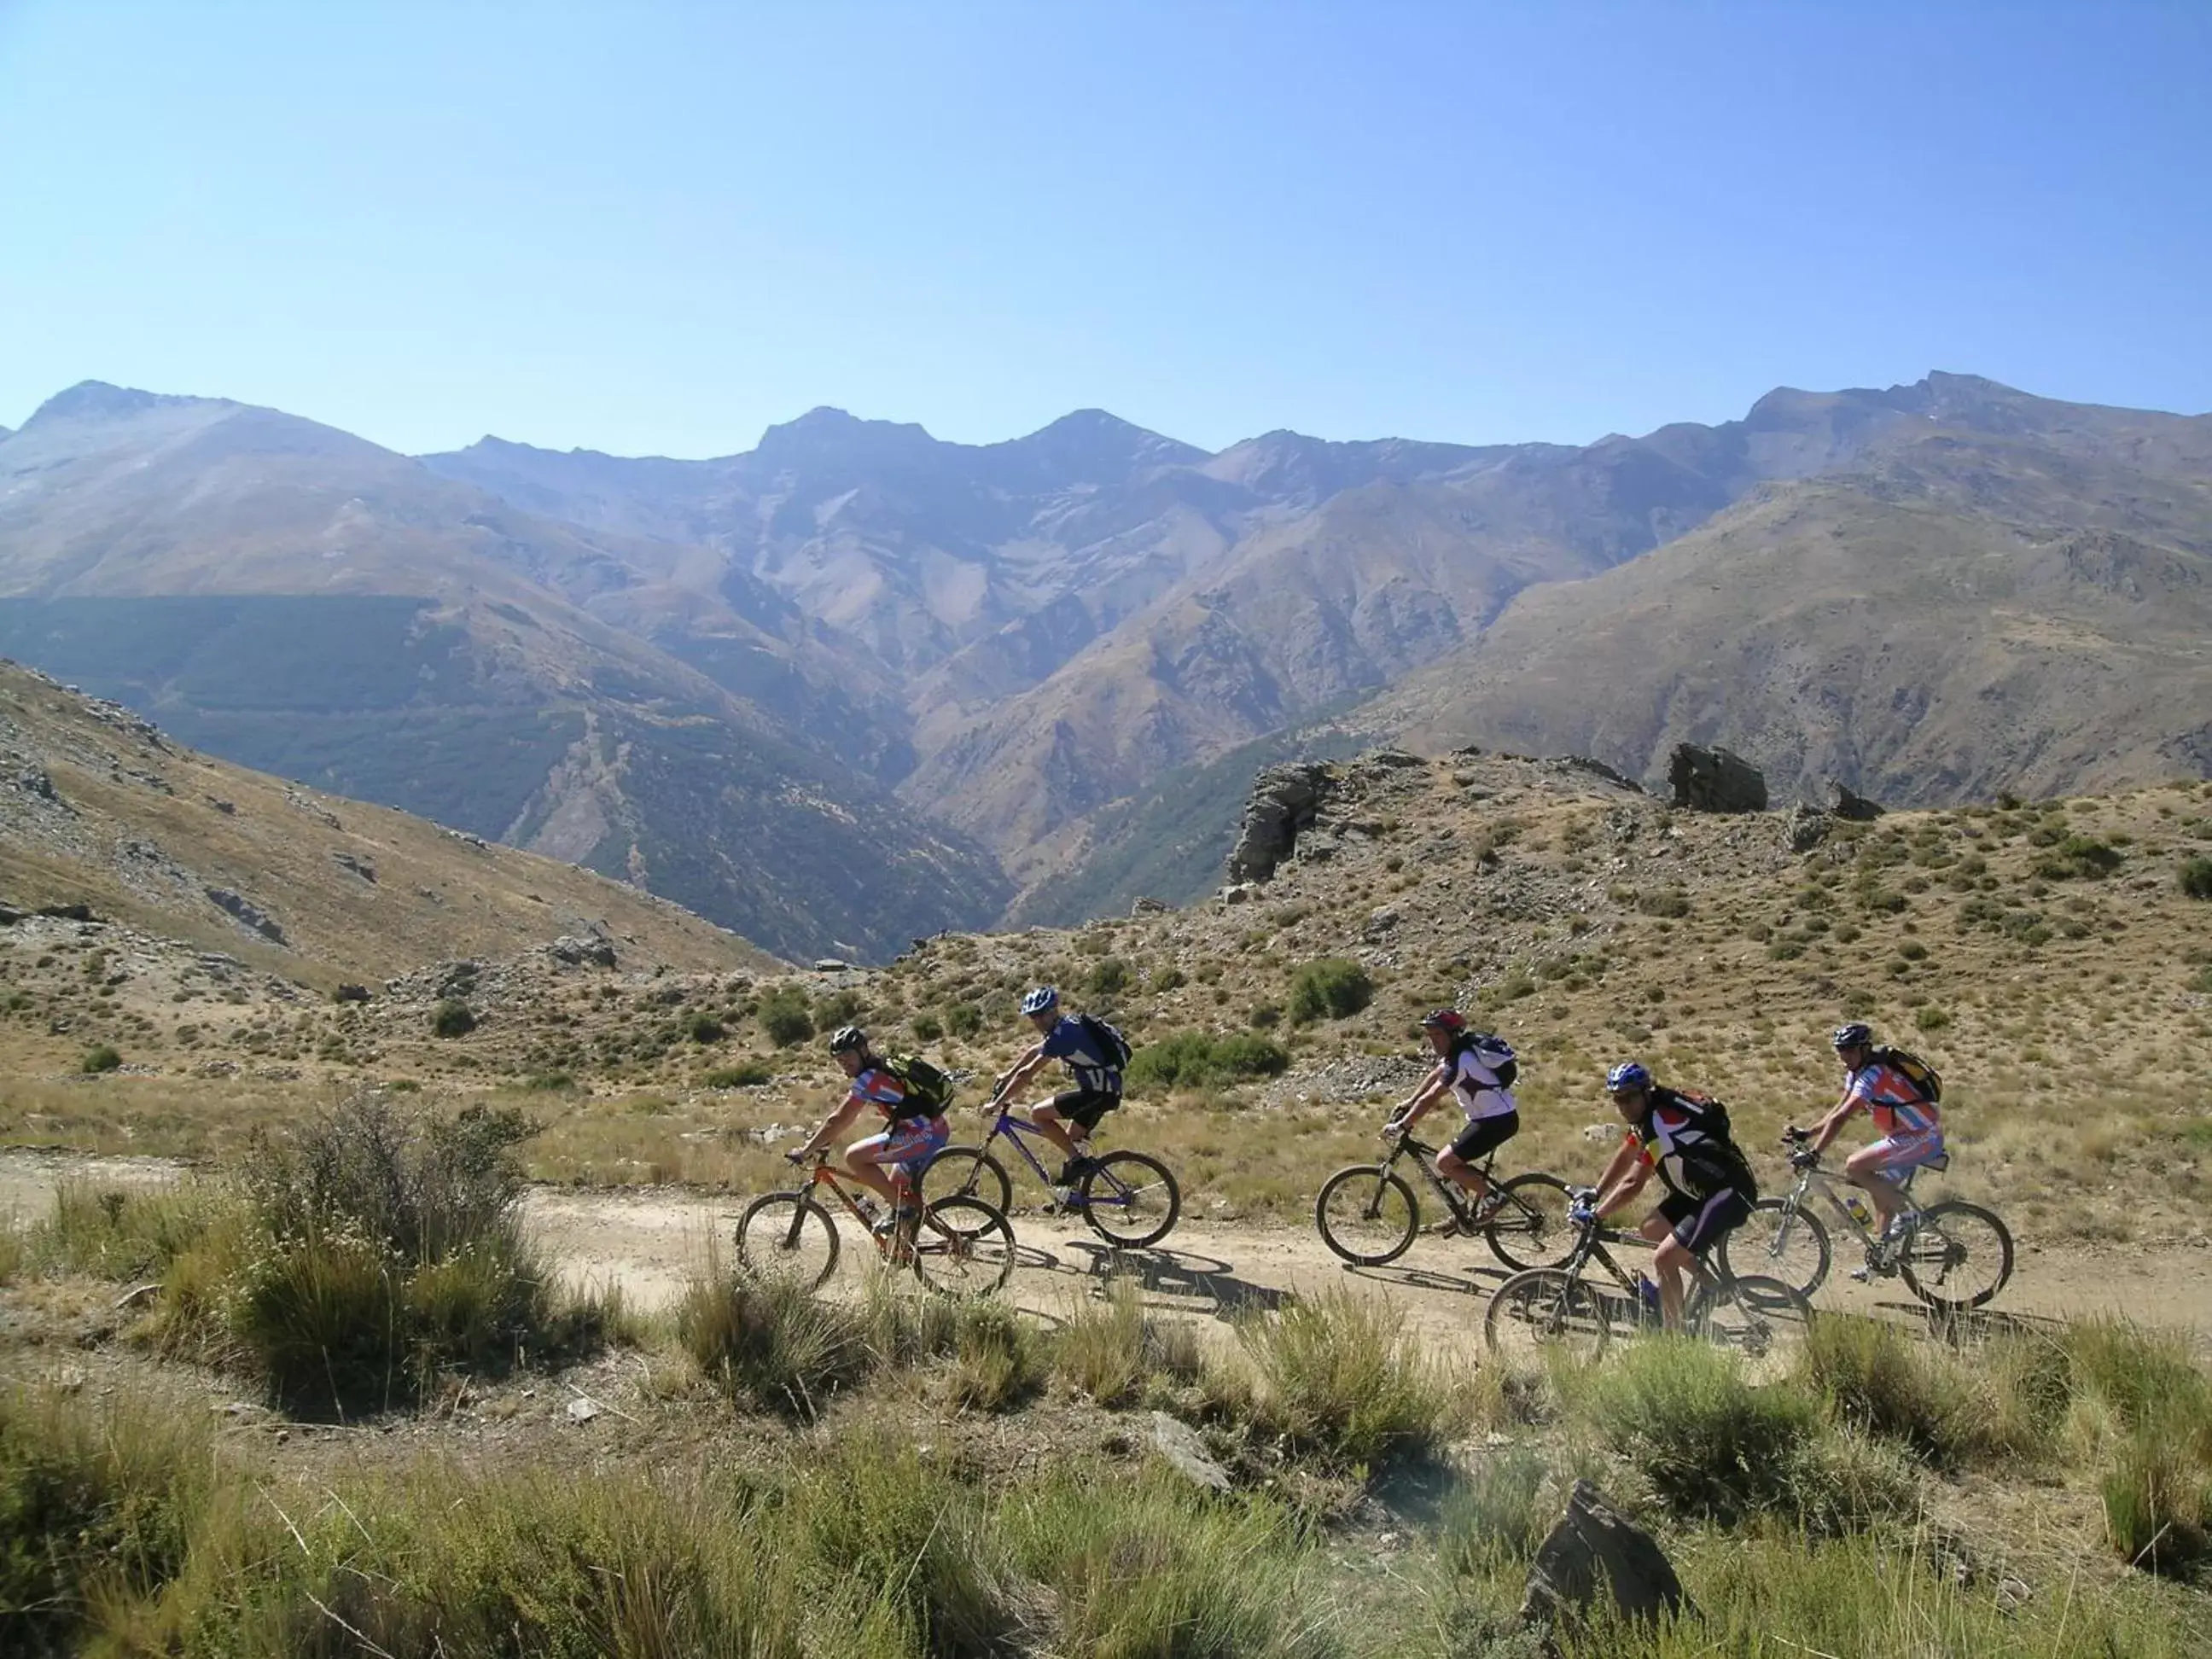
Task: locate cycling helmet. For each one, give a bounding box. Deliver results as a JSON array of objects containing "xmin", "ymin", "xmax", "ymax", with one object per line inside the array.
[
  {"xmin": 1605, "ymin": 1060, "xmax": 1652, "ymax": 1096},
  {"xmin": 1020, "ymin": 986, "xmax": 1059, "ymax": 1016},
  {"xmin": 1418, "ymin": 1008, "xmax": 1468, "ymax": 1035},
  {"xmin": 1831, "ymin": 1022, "xmax": 1874, "ymax": 1051},
  {"xmin": 827, "ymin": 1024, "xmax": 869, "ymax": 1056}
]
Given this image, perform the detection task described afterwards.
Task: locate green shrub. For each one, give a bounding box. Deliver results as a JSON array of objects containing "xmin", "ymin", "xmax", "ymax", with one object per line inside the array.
[
  {"xmin": 1801, "ymin": 1316, "xmax": 2026, "ymax": 1470},
  {"xmin": 944, "ymin": 1000, "xmax": 984, "ymax": 1038},
  {"xmin": 521, "ymin": 1070, "xmax": 575, "ymax": 1091},
  {"xmin": 1437, "ymin": 1446, "xmax": 1551, "ymax": 1575},
  {"xmin": 1087, "ymin": 957, "xmax": 1132, "ymax": 997},
  {"xmin": 707, "ymin": 1059, "xmax": 776, "ymax": 1088},
  {"xmin": 2103, "ymin": 1423, "xmax": 2212, "ymax": 1575},
  {"xmin": 1249, "ymin": 1002, "xmax": 1282, "ymax": 1027},
  {"xmin": 1285, "ymin": 958, "xmax": 1373, "ymax": 1024},
  {"xmin": 942, "ymin": 1303, "xmax": 1043, "ymax": 1414},
  {"xmin": 1238, "ymin": 1286, "xmax": 1451, "ymax": 1466},
  {"xmin": 686, "ymin": 1011, "xmax": 726, "ymax": 1043},
  {"xmin": 910, "ymin": 1011, "xmax": 945, "ymax": 1041},
  {"xmin": 815, "ymin": 988, "xmax": 862, "ymax": 1026},
  {"xmin": 1152, "ymin": 966, "xmax": 1187, "ymax": 993},
  {"xmin": 1051, "ymin": 1278, "xmax": 1199, "ymax": 1406},
  {"xmin": 2034, "ymin": 834, "xmax": 2125, "ymax": 881},
  {"xmin": 79, "ymin": 1043, "xmax": 123, "ymax": 1074},
  {"xmin": 27, "ymin": 1180, "xmax": 233, "ymax": 1281},
  {"xmin": 430, "ymin": 998, "xmax": 476, "ymax": 1038},
  {"xmin": 678, "ymin": 1266, "xmax": 870, "ymax": 1420},
  {"xmin": 1636, "ymin": 888, "xmax": 1691, "ymax": 918},
  {"xmin": 1125, "ymin": 1030, "xmax": 1289, "ymax": 1096},
  {"xmin": 1588, "ymin": 1339, "xmax": 1818, "ymax": 1524},
  {"xmin": 2180, "ymin": 855, "xmax": 2212, "ymax": 900},
  {"xmin": 759, "ymin": 988, "xmax": 813, "ymax": 1047}
]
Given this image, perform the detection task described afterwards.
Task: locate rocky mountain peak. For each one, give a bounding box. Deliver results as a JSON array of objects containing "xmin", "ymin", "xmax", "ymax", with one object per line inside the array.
[
  {"xmin": 23, "ymin": 381, "xmax": 227, "ymax": 429},
  {"xmin": 754, "ymin": 405, "xmax": 938, "ymax": 463}
]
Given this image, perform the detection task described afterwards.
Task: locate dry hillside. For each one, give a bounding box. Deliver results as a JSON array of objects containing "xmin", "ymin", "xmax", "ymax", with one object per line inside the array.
[
  {"xmin": 0, "ymin": 659, "xmax": 774, "ymax": 987},
  {"xmin": 9, "ymin": 744, "xmax": 2209, "ymax": 1253}
]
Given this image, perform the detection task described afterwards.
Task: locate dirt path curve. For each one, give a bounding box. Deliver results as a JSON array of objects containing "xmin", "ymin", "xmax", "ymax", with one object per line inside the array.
[{"xmin": 9, "ymin": 1151, "xmax": 2209, "ymax": 1353}]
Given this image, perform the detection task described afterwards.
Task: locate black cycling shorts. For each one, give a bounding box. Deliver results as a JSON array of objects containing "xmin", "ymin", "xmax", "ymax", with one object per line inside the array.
[
  {"xmin": 1447, "ymin": 1111, "xmax": 1520, "ymax": 1165},
  {"xmin": 1048, "ymin": 1088, "xmax": 1121, "ymax": 1134},
  {"xmin": 1659, "ymin": 1186, "xmax": 1754, "ymax": 1256}
]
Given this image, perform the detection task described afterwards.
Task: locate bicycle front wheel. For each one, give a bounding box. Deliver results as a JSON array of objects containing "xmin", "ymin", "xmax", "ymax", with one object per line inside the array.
[
  {"xmin": 1718, "ymin": 1197, "xmax": 1832, "ymax": 1299},
  {"xmin": 1899, "ymin": 1202, "xmax": 2012, "ymax": 1312},
  {"xmin": 918, "ymin": 1145, "xmax": 1013, "ymax": 1223},
  {"xmin": 1080, "ymin": 1150, "xmax": 1180, "ymax": 1249},
  {"xmin": 1689, "ymin": 1273, "xmax": 1814, "ymax": 1377},
  {"xmin": 1485, "ymin": 1173, "xmax": 1577, "ymax": 1272},
  {"xmin": 1314, "ymin": 1166, "xmax": 1419, "ymax": 1266},
  {"xmin": 1485, "ymin": 1268, "xmax": 1610, "ymax": 1365},
  {"xmin": 910, "ymin": 1196, "xmax": 1017, "ymax": 1296},
  {"xmin": 734, "ymin": 1193, "xmax": 840, "ymax": 1289}
]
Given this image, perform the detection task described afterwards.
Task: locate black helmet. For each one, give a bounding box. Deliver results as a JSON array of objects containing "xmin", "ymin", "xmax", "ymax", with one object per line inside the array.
[
  {"xmin": 828, "ymin": 1024, "xmax": 869, "ymax": 1056},
  {"xmin": 1831, "ymin": 1022, "xmax": 1874, "ymax": 1051}
]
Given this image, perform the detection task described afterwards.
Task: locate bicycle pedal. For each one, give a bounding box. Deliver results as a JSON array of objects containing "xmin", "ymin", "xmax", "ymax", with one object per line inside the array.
[{"xmin": 1425, "ymin": 1218, "xmax": 1463, "ymax": 1237}]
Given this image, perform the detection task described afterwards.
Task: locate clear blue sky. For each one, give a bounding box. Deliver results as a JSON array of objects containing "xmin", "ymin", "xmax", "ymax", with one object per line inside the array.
[{"xmin": 3, "ymin": 2, "xmax": 2206, "ymax": 457}]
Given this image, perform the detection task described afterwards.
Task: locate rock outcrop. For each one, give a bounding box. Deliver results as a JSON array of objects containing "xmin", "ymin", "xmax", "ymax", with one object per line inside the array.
[
  {"xmin": 1830, "ymin": 779, "xmax": 1886, "ymax": 821},
  {"xmin": 1667, "ymin": 743, "xmax": 1768, "ymax": 813},
  {"xmin": 1225, "ymin": 762, "xmax": 1336, "ymax": 883},
  {"xmin": 1520, "ymin": 1480, "xmax": 1688, "ymax": 1628}
]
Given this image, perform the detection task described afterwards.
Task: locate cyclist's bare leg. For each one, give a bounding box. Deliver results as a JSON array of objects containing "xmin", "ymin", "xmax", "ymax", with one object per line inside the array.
[
  {"xmin": 1639, "ymin": 1215, "xmax": 1692, "ymax": 1329},
  {"xmin": 1027, "ymin": 1101, "xmax": 1088, "ymax": 1167},
  {"xmin": 841, "ymin": 1138, "xmax": 905, "ymax": 1208},
  {"xmin": 1434, "ymin": 1147, "xmax": 1493, "ymax": 1211},
  {"xmin": 1842, "ymin": 1145, "xmax": 1910, "ymax": 1229}
]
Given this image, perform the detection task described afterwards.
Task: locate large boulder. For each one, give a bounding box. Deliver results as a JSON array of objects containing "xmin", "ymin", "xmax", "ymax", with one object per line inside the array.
[
  {"xmin": 1225, "ymin": 761, "xmax": 1336, "ymax": 883},
  {"xmin": 1667, "ymin": 743, "xmax": 1767, "ymax": 813},
  {"xmin": 1519, "ymin": 1480, "xmax": 1687, "ymax": 1628},
  {"xmin": 1830, "ymin": 779, "xmax": 1886, "ymax": 821}
]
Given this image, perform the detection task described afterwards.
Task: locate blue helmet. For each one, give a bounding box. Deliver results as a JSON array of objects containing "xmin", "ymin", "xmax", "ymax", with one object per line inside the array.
[
  {"xmin": 1021, "ymin": 985, "xmax": 1060, "ymax": 1016},
  {"xmin": 1831, "ymin": 1022, "xmax": 1874, "ymax": 1051},
  {"xmin": 1605, "ymin": 1060, "xmax": 1652, "ymax": 1096}
]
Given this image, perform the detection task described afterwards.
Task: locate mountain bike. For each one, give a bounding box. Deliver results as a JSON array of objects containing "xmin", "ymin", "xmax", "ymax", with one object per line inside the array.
[
  {"xmin": 736, "ymin": 1150, "xmax": 1016, "ymax": 1296},
  {"xmin": 1484, "ymin": 1194, "xmax": 1812, "ymax": 1368},
  {"xmin": 1717, "ymin": 1129, "xmax": 2013, "ymax": 1311},
  {"xmin": 1313, "ymin": 1129, "xmax": 1575, "ymax": 1271},
  {"xmin": 918, "ymin": 1096, "xmax": 1179, "ymax": 1249}
]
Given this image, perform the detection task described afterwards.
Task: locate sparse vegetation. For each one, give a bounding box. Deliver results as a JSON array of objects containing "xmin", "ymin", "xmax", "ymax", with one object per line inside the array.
[
  {"xmin": 78, "ymin": 1043, "xmax": 121, "ymax": 1074},
  {"xmin": 430, "ymin": 997, "xmax": 476, "ymax": 1038},
  {"xmin": 2181, "ymin": 855, "xmax": 2212, "ymax": 900},
  {"xmin": 1286, "ymin": 957, "xmax": 1374, "ymax": 1024}
]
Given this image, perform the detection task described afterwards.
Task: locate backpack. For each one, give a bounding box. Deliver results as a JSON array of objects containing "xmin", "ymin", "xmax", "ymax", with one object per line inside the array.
[
  {"xmin": 1451, "ymin": 1031, "xmax": 1518, "ymax": 1091},
  {"xmin": 1074, "ymin": 1012, "xmax": 1133, "ymax": 1070},
  {"xmin": 882, "ymin": 1053, "xmax": 953, "ymax": 1116},
  {"xmin": 1875, "ymin": 1045, "xmax": 1942, "ymax": 1103},
  {"xmin": 1662, "ymin": 1088, "xmax": 1759, "ymax": 1200}
]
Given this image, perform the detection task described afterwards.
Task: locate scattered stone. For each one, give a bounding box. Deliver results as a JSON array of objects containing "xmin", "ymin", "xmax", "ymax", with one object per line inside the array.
[
  {"xmin": 1520, "ymin": 1480, "xmax": 1688, "ymax": 1628},
  {"xmin": 333, "ymin": 983, "xmax": 371, "ymax": 1003},
  {"xmin": 1226, "ymin": 761, "xmax": 1336, "ymax": 883},
  {"xmin": 1581, "ymin": 1123, "xmax": 1616, "ymax": 1143},
  {"xmin": 1150, "ymin": 1411, "xmax": 1231, "ymax": 1493},
  {"xmin": 1365, "ymin": 905, "xmax": 1400, "ymax": 935},
  {"xmin": 811, "ymin": 957, "xmax": 853, "ymax": 972},
  {"xmin": 1996, "ymin": 1576, "xmax": 2033, "ymax": 1614},
  {"xmin": 565, "ymin": 1396, "xmax": 602, "ymax": 1424},
  {"xmin": 1220, "ymin": 882, "xmax": 1256, "ymax": 906},
  {"xmin": 329, "ymin": 851, "xmax": 377, "ymax": 883},
  {"xmin": 1365, "ymin": 749, "xmax": 1426, "ymax": 769},
  {"xmin": 548, "ymin": 934, "xmax": 618, "ymax": 969},
  {"xmin": 114, "ymin": 1282, "xmax": 163, "ymax": 1309},
  {"xmin": 205, "ymin": 887, "xmax": 287, "ymax": 944},
  {"xmin": 1785, "ymin": 802, "xmax": 1830, "ymax": 853},
  {"xmin": 206, "ymin": 796, "xmax": 236, "ymax": 814},
  {"xmin": 1130, "ymin": 895, "xmax": 1169, "ymax": 915},
  {"xmin": 1667, "ymin": 743, "xmax": 1768, "ymax": 813}
]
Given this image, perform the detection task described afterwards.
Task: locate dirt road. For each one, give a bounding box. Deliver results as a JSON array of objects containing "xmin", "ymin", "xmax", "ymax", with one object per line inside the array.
[{"xmin": 8, "ymin": 1151, "xmax": 2209, "ymax": 1351}]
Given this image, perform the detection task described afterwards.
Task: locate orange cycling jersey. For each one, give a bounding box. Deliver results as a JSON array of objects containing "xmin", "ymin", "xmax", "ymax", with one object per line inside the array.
[{"xmin": 1845, "ymin": 1061, "xmax": 1940, "ymax": 1137}]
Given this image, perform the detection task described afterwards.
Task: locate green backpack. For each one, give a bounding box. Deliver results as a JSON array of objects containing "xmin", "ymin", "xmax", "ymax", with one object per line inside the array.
[{"xmin": 882, "ymin": 1053, "xmax": 954, "ymax": 1115}]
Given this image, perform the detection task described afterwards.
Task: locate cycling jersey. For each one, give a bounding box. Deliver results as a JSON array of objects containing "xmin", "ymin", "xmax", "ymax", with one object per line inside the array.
[
  {"xmin": 1845, "ymin": 1061, "xmax": 1941, "ymax": 1137},
  {"xmin": 1039, "ymin": 1015, "xmax": 1123, "ymax": 1097},
  {"xmin": 848, "ymin": 1064, "xmax": 941, "ymax": 1123},
  {"xmin": 853, "ymin": 1116, "xmax": 950, "ymax": 1179},
  {"xmin": 1628, "ymin": 1086, "xmax": 1755, "ymax": 1202},
  {"xmin": 1447, "ymin": 1045, "xmax": 1516, "ymax": 1121}
]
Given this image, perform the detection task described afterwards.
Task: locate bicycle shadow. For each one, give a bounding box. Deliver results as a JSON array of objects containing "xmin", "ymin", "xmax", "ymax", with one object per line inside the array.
[
  {"xmin": 1342, "ymin": 1260, "xmax": 1516, "ymax": 1299},
  {"xmin": 1027, "ymin": 1238, "xmax": 1295, "ymax": 1319}
]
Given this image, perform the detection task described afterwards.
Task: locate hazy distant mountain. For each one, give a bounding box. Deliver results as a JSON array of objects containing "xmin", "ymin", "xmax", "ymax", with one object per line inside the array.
[
  {"xmin": 0, "ymin": 385, "xmax": 1009, "ymax": 959},
  {"xmin": 8, "ymin": 370, "xmax": 2206, "ymax": 938}
]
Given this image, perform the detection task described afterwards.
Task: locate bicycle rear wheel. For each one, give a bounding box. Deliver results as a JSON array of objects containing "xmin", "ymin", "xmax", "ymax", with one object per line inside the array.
[
  {"xmin": 1688, "ymin": 1272, "xmax": 1814, "ymax": 1377},
  {"xmin": 1718, "ymin": 1197, "xmax": 1832, "ymax": 1299},
  {"xmin": 1485, "ymin": 1173, "xmax": 1577, "ymax": 1272},
  {"xmin": 910, "ymin": 1196, "xmax": 1017, "ymax": 1296},
  {"xmin": 734, "ymin": 1193, "xmax": 840, "ymax": 1289},
  {"xmin": 1080, "ymin": 1150, "xmax": 1179, "ymax": 1249},
  {"xmin": 1485, "ymin": 1268, "xmax": 1610, "ymax": 1365},
  {"xmin": 918, "ymin": 1145, "xmax": 1013, "ymax": 1225},
  {"xmin": 1898, "ymin": 1201, "xmax": 2012, "ymax": 1312},
  {"xmin": 1314, "ymin": 1166, "xmax": 1419, "ymax": 1266}
]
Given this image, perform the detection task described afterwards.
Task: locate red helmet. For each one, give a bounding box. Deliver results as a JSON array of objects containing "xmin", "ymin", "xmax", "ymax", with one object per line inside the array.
[{"xmin": 1419, "ymin": 1008, "xmax": 1467, "ymax": 1035}]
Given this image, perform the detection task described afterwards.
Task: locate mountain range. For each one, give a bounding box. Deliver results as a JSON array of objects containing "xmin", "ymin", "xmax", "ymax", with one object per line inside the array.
[{"xmin": 2, "ymin": 370, "xmax": 2205, "ymax": 947}]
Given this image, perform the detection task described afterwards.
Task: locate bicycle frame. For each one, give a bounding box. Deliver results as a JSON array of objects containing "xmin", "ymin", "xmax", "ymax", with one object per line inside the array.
[
  {"xmin": 1388, "ymin": 1134, "xmax": 1521, "ymax": 1226},
  {"xmin": 973, "ymin": 1106, "xmax": 1074, "ymax": 1191},
  {"xmin": 789, "ymin": 1156, "xmax": 913, "ymax": 1259},
  {"xmin": 1778, "ymin": 1156, "xmax": 1935, "ymax": 1249}
]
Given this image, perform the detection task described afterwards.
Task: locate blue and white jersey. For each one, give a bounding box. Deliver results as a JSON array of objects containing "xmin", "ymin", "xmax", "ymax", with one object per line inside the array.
[{"xmin": 1040, "ymin": 1015, "xmax": 1123, "ymax": 1097}]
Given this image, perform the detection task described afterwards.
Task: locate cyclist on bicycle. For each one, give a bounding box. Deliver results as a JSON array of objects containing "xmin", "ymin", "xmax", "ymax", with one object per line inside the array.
[
  {"xmin": 993, "ymin": 985, "xmax": 1125, "ymax": 1196},
  {"xmin": 1795, "ymin": 1022, "xmax": 1944, "ymax": 1277},
  {"xmin": 1385, "ymin": 1010, "xmax": 1519, "ymax": 1231},
  {"xmin": 789, "ymin": 1025, "xmax": 949, "ymax": 1237},
  {"xmin": 1578, "ymin": 1061, "xmax": 1757, "ymax": 1330}
]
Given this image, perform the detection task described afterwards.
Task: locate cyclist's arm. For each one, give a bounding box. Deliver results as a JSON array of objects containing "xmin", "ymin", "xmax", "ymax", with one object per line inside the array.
[
  {"xmin": 1391, "ymin": 1062, "xmax": 1453, "ymax": 1129},
  {"xmin": 1591, "ymin": 1137, "xmax": 1650, "ymax": 1219},
  {"xmin": 996, "ymin": 1040, "xmax": 1051, "ymax": 1101},
  {"xmin": 1806, "ymin": 1088, "xmax": 1861, "ymax": 1155},
  {"xmin": 794, "ymin": 1091, "xmax": 867, "ymax": 1160}
]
